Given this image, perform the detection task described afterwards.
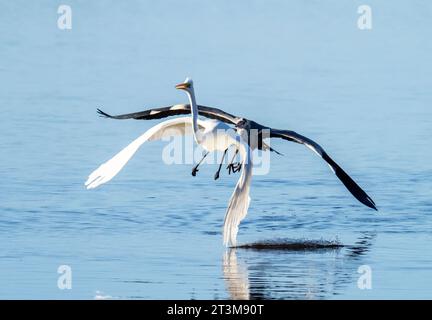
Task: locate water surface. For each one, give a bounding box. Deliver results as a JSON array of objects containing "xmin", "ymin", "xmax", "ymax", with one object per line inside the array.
[{"xmin": 1, "ymin": 1, "xmax": 431, "ymax": 299}]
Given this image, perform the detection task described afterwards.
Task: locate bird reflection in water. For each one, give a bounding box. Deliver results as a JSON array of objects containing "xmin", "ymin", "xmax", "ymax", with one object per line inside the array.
[
  {"xmin": 223, "ymin": 250, "xmax": 251, "ymax": 300},
  {"xmin": 222, "ymin": 233, "xmax": 376, "ymax": 300}
]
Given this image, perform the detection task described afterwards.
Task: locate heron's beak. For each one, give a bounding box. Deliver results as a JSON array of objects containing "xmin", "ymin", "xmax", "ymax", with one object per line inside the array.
[{"xmin": 175, "ymin": 82, "xmax": 190, "ymax": 90}]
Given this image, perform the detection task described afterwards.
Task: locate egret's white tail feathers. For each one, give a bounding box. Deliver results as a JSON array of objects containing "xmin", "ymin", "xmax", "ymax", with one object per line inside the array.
[
  {"xmin": 223, "ymin": 142, "xmax": 253, "ymax": 247},
  {"xmin": 85, "ymin": 117, "xmax": 202, "ymax": 189}
]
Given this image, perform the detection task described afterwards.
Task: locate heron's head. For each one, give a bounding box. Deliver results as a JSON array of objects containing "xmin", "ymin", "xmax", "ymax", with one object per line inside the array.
[
  {"xmin": 175, "ymin": 77, "xmax": 194, "ymax": 93},
  {"xmin": 235, "ymin": 118, "xmax": 249, "ymax": 130}
]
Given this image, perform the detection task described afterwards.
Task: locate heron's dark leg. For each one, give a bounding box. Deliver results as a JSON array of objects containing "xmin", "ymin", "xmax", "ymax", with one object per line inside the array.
[
  {"xmin": 226, "ymin": 149, "xmax": 239, "ymax": 174},
  {"xmin": 214, "ymin": 149, "xmax": 228, "ymax": 180},
  {"xmin": 192, "ymin": 151, "xmax": 209, "ymax": 176}
]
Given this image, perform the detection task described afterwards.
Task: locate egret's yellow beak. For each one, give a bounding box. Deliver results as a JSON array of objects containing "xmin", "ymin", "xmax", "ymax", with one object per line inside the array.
[{"xmin": 175, "ymin": 82, "xmax": 190, "ymax": 90}]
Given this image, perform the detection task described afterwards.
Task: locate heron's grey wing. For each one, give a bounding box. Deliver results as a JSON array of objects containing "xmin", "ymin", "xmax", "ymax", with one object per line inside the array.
[
  {"xmin": 270, "ymin": 129, "xmax": 377, "ymax": 210},
  {"xmin": 97, "ymin": 104, "xmax": 239, "ymax": 125},
  {"xmin": 85, "ymin": 117, "xmax": 204, "ymax": 189}
]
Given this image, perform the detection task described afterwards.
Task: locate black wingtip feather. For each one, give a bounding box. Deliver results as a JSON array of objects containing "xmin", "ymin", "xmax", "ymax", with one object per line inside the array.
[
  {"xmin": 322, "ymin": 152, "xmax": 377, "ymax": 211},
  {"xmin": 96, "ymin": 108, "xmax": 114, "ymax": 118},
  {"xmin": 270, "ymin": 147, "xmax": 284, "ymax": 156},
  {"xmin": 366, "ymin": 196, "xmax": 378, "ymax": 211}
]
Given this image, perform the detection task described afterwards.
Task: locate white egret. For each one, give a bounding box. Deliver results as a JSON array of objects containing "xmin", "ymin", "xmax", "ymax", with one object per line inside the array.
[{"xmin": 86, "ymin": 78, "xmax": 253, "ymax": 246}]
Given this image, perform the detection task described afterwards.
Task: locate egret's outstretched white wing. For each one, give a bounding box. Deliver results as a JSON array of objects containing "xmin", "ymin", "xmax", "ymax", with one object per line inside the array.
[
  {"xmin": 85, "ymin": 117, "xmax": 206, "ymax": 189},
  {"xmin": 223, "ymin": 141, "xmax": 253, "ymax": 247}
]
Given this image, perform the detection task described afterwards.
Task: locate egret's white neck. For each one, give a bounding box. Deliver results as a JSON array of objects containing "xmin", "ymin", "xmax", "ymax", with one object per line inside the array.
[{"xmin": 185, "ymin": 88, "xmax": 202, "ymax": 143}]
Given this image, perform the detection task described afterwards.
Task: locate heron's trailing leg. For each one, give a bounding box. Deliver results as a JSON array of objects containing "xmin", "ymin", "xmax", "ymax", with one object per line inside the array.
[
  {"xmin": 192, "ymin": 151, "xmax": 209, "ymax": 176},
  {"xmin": 214, "ymin": 149, "xmax": 228, "ymax": 180},
  {"xmin": 227, "ymin": 149, "xmax": 241, "ymax": 174}
]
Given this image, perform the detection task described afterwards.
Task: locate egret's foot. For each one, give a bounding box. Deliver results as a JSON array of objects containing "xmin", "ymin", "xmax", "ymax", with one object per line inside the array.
[
  {"xmin": 232, "ymin": 162, "xmax": 242, "ymax": 173},
  {"xmin": 214, "ymin": 171, "xmax": 220, "ymax": 180},
  {"xmin": 192, "ymin": 167, "xmax": 199, "ymax": 176},
  {"xmin": 227, "ymin": 163, "xmax": 242, "ymax": 174},
  {"xmin": 226, "ymin": 164, "xmax": 233, "ymax": 175}
]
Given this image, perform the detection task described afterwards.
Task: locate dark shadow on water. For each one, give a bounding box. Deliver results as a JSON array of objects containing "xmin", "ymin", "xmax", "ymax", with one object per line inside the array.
[
  {"xmin": 234, "ymin": 238, "xmax": 344, "ymax": 251},
  {"xmin": 222, "ymin": 232, "xmax": 376, "ymax": 300}
]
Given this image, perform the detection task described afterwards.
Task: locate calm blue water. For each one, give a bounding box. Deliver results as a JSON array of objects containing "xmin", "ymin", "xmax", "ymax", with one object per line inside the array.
[{"xmin": 1, "ymin": 1, "xmax": 431, "ymax": 299}]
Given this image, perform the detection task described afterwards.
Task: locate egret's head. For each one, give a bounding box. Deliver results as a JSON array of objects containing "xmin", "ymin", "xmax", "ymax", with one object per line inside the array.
[{"xmin": 175, "ymin": 77, "xmax": 194, "ymax": 92}]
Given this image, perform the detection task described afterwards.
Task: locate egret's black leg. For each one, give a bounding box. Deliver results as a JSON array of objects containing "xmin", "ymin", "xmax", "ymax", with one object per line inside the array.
[
  {"xmin": 226, "ymin": 149, "xmax": 239, "ymax": 175},
  {"xmin": 214, "ymin": 149, "xmax": 228, "ymax": 180},
  {"xmin": 192, "ymin": 151, "xmax": 209, "ymax": 176},
  {"xmin": 232, "ymin": 162, "xmax": 242, "ymax": 173}
]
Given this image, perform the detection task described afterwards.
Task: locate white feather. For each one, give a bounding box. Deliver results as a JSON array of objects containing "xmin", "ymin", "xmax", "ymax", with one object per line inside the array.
[
  {"xmin": 85, "ymin": 117, "xmax": 205, "ymax": 189},
  {"xmin": 223, "ymin": 140, "xmax": 253, "ymax": 247}
]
